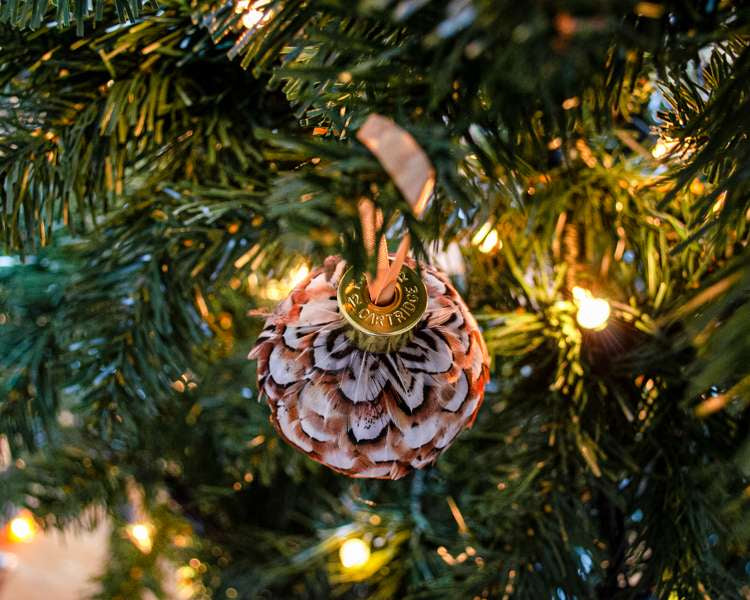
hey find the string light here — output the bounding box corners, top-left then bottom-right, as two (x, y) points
(339, 537), (370, 569)
(572, 286), (611, 331)
(7, 511), (36, 543)
(241, 9), (265, 28)
(238, 1), (273, 29)
(471, 221), (502, 254)
(126, 522), (154, 554)
(247, 262), (310, 301)
(651, 139), (678, 159)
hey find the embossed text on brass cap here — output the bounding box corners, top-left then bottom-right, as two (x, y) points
(337, 264), (427, 337)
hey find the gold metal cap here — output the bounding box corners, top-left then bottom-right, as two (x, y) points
(337, 264), (427, 337)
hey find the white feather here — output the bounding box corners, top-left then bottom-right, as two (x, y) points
(269, 345), (304, 385)
(276, 404), (313, 453)
(441, 371), (469, 412)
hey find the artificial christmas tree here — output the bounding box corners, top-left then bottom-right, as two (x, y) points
(1, 1), (750, 599)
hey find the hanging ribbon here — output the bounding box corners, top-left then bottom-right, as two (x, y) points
(355, 114), (435, 304)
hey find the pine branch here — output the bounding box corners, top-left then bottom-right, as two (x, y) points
(0, 191), (283, 450)
(0, 0), (153, 34)
(658, 39), (750, 242)
(0, 3), (285, 253)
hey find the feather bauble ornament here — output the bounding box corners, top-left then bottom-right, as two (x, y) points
(249, 255), (490, 479)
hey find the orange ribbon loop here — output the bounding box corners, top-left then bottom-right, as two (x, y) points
(355, 114), (435, 304)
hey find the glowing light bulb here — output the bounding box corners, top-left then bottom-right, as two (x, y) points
(242, 9), (265, 28)
(651, 139), (677, 160)
(572, 287), (611, 331)
(126, 522), (154, 554)
(339, 538), (370, 569)
(7, 513), (35, 543)
(471, 222), (502, 254)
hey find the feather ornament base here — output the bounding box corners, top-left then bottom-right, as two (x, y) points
(249, 255), (490, 479)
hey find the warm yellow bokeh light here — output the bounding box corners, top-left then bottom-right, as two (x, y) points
(8, 513), (36, 543)
(651, 139), (677, 160)
(471, 222), (502, 254)
(339, 538), (370, 569)
(478, 229), (500, 253)
(176, 565), (197, 599)
(249, 263), (310, 301)
(288, 264), (310, 288)
(242, 9), (265, 28)
(471, 221), (492, 245)
(126, 522), (154, 554)
(572, 286), (611, 331)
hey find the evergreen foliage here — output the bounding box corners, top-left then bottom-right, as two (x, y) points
(2, 1), (750, 598)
